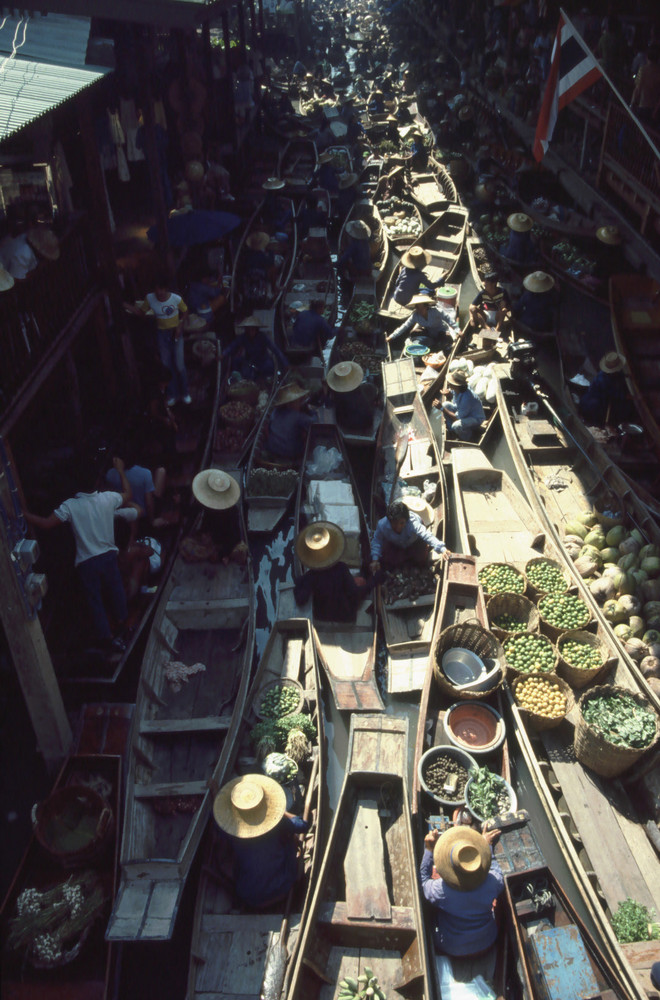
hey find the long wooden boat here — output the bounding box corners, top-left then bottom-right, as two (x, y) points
(230, 197), (298, 314)
(407, 158), (457, 217)
(278, 227), (337, 364)
(372, 393), (446, 693)
(212, 362), (277, 471)
(375, 170), (424, 252)
(326, 309), (388, 448)
(288, 714), (431, 1000)
(186, 617), (325, 1000)
(290, 419), (383, 711)
(105, 501), (255, 941)
(277, 138), (319, 198)
(338, 196), (390, 286)
(609, 274), (660, 457)
(1, 754), (121, 1000)
(380, 205), (469, 323)
(514, 168), (596, 239)
(539, 236), (608, 304)
(452, 446), (660, 998)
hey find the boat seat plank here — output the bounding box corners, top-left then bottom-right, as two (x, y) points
(107, 878), (181, 941)
(319, 901), (415, 931)
(387, 650), (428, 694)
(134, 780), (208, 798)
(540, 730), (660, 912)
(166, 596), (250, 630)
(344, 797), (391, 921)
(331, 679), (385, 711)
(281, 637), (304, 680)
(139, 716), (232, 735)
(621, 941), (660, 997)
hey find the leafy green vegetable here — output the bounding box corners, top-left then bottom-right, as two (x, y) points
(611, 898), (660, 943)
(250, 712), (316, 756)
(582, 692), (656, 748)
(466, 766), (511, 819)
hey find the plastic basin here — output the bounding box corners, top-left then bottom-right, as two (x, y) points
(444, 701), (506, 755)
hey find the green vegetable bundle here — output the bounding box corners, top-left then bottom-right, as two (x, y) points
(259, 683), (300, 719)
(479, 563), (525, 595)
(538, 593), (590, 630)
(466, 766), (511, 820)
(611, 898), (660, 943)
(250, 712), (316, 756)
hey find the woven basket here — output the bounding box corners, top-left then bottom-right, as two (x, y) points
(33, 786), (113, 866)
(227, 380), (259, 406)
(478, 562), (527, 597)
(525, 557), (569, 601)
(537, 593), (591, 642)
(219, 400), (256, 430)
(503, 631), (558, 678)
(433, 622), (505, 700)
(512, 671), (575, 732)
(487, 592), (539, 640)
(574, 684), (659, 777)
(557, 630), (609, 690)
(253, 678), (305, 720)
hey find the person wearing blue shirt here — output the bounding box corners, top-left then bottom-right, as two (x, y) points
(503, 212), (536, 265)
(289, 300), (334, 354)
(393, 246), (444, 305)
(338, 219), (373, 280)
(420, 823), (503, 957)
(266, 383), (317, 460)
(578, 351), (631, 425)
(515, 270), (557, 333)
(370, 500), (449, 573)
(387, 294), (459, 350)
(222, 316), (288, 378)
(440, 369), (485, 441)
(316, 151), (340, 193)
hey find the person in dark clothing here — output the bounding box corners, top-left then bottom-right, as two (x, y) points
(514, 271), (557, 333)
(335, 172), (360, 222)
(289, 300), (334, 354)
(326, 360), (375, 432)
(261, 177), (293, 233)
(503, 213), (536, 265)
(316, 151), (340, 192)
(470, 273), (512, 334)
(393, 246), (443, 305)
(578, 352), (631, 426)
(294, 521), (371, 622)
(266, 383), (317, 460)
(213, 774), (308, 908)
(338, 219), (373, 280)
(191, 468), (245, 563)
(222, 316), (289, 378)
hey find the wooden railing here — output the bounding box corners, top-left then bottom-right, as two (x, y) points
(0, 216), (98, 411)
(597, 101), (660, 237)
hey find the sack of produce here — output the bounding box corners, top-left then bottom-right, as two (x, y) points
(512, 671), (574, 731)
(574, 684), (659, 777)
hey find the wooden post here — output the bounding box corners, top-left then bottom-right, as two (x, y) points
(0, 458), (71, 768)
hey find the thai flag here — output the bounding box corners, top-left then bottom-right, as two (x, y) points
(533, 13), (602, 161)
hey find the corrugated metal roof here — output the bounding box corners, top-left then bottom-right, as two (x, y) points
(0, 14), (109, 140)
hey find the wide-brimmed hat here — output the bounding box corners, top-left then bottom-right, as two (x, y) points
(192, 469), (241, 509)
(345, 219), (371, 240)
(237, 315), (262, 328)
(262, 177), (285, 190)
(458, 105), (474, 122)
(0, 265), (15, 291)
(507, 212), (533, 233)
(523, 270), (554, 293)
(402, 494), (433, 526)
(599, 351), (625, 374)
(296, 521), (346, 569)
(408, 293), (435, 308)
(288, 299), (308, 312)
(327, 360), (364, 392)
(213, 774), (286, 839)
(447, 369), (469, 388)
(369, 89), (384, 99)
(318, 150), (334, 164)
(401, 246), (432, 270)
(330, 121), (348, 139)
(246, 231), (270, 251)
(338, 172), (359, 190)
(273, 383), (310, 407)
(27, 228), (60, 260)
(433, 826), (491, 891)
(596, 225), (622, 246)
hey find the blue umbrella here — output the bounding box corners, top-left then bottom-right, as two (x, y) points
(148, 210), (242, 248)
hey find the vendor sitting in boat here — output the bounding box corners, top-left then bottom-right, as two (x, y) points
(514, 271), (557, 334)
(191, 468), (246, 565)
(335, 172), (360, 224)
(469, 273), (512, 336)
(265, 383), (317, 461)
(222, 316), (289, 379)
(367, 88), (385, 115)
(578, 351), (632, 426)
(387, 294), (459, 352)
(370, 499), (449, 574)
(315, 150), (340, 193)
(439, 369), (485, 441)
(295, 521), (372, 622)
(421, 823), (503, 958)
(213, 774), (308, 908)
(289, 299), (334, 356)
(261, 177), (293, 235)
(326, 360), (376, 432)
(503, 213), (536, 266)
(393, 246), (444, 306)
(338, 219), (373, 282)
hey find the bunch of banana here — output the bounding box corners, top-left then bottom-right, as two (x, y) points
(337, 968), (386, 1000)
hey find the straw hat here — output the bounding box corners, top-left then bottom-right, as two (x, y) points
(458, 105), (474, 122)
(369, 89), (384, 99)
(327, 360), (364, 392)
(338, 172), (359, 190)
(296, 521), (346, 569)
(246, 231), (270, 251)
(185, 313), (208, 331)
(288, 300), (308, 312)
(27, 228), (60, 260)
(237, 315), (262, 328)
(599, 351), (625, 374)
(0, 265), (15, 291)
(273, 383), (310, 407)
(318, 150), (334, 164)
(262, 177), (285, 190)
(507, 212), (533, 233)
(402, 495), (433, 526)
(213, 774), (286, 839)
(192, 338), (217, 363)
(408, 293), (435, 308)
(192, 469), (241, 509)
(447, 369), (469, 388)
(345, 219), (371, 240)
(185, 159), (205, 183)
(596, 225), (622, 246)
(401, 246), (431, 270)
(329, 121), (348, 138)
(433, 826), (492, 891)
(523, 270), (554, 293)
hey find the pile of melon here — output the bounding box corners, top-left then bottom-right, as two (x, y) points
(562, 511), (660, 693)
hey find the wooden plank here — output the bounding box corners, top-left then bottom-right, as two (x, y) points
(166, 597), (249, 630)
(134, 780), (208, 798)
(139, 716), (231, 735)
(319, 901), (415, 930)
(318, 948), (361, 1000)
(281, 637), (304, 680)
(345, 797), (391, 920)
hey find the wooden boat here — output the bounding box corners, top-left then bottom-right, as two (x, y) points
(375, 169), (424, 252)
(452, 446), (660, 998)
(338, 196), (390, 287)
(105, 502), (255, 941)
(380, 205), (469, 323)
(230, 197), (298, 314)
(506, 864), (632, 1000)
(277, 138), (319, 198)
(539, 236), (607, 304)
(288, 714), (431, 1000)
(372, 392), (446, 693)
(326, 310), (388, 448)
(278, 228), (337, 364)
(212, 361), (277, 470)
(358, 154), (385, 199)
(514, 169), (596, 239)
(609, 274), (660, 457)
(1, 753), (121, 1000)
(289, 419), (383, 711)
(186, 617), (325, 1000)
(407, 158), (457, 217)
